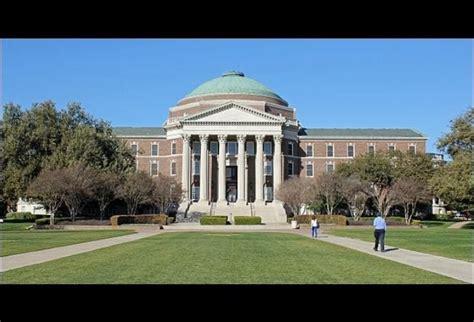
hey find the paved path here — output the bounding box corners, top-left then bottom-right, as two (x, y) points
(2, 224), (472, 284)
(447, 221), (472, 229)
(0, 232), (159, 273)
(293, 229), (473, 284)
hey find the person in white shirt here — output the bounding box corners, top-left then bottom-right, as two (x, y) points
(373, 212), (387, 252)
(311, 218), (319, 239)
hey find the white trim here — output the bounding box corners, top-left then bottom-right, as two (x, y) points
(136, 154), (182, 159)
(347, 143), (354, 158)
(306, 143), (313, 157)
(326, 143), (334, 157)
(299, 136), (427, 140)
(367, 143), (376, 154)
(170, 160), (177, 176)
(306, 161), (314, 177)
(171, 141), (177, 155)
(288, 141), (294, 156)
(150, 160), (159, 177)
(151, 142), (159, 156)
(388, 142), (396, 153)
(326, 161), (335, 173)
(131, 142), (139, 156)
(288, 160), (295, 176)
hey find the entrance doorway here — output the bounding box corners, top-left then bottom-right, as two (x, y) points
(226, 166), (237, 202)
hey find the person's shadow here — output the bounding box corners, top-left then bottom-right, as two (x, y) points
(382, 248), (399, 252)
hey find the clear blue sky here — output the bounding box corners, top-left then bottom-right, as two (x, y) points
(2, 39), (472, 153)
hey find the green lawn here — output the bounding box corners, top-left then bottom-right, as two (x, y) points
(1, 232), (462, 284)
(0, 223), (135, 256)
(327, 225), (473, 262)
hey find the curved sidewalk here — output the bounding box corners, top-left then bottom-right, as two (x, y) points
(0, 232), (159, 273)
(294, 229), (473, 284)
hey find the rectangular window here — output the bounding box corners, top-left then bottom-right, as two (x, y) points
(388, 145), (395, 153)
(226, 142), (237, 155)
(306, 144), (313, 157)
(192, 142), (201, 155)
(326, 163), (334, 173)
(192, 186), (200, 201)
(246, 142), (255, 155)
(288, 162), (294, 176)
(347, 145), (354, 157)
(131, 143), (138, 156)
(193, 157), (200, 175)
(151, 144), (158, 156)
(150, 162), (158, 176)
(170, 161), (176, 176)
(306, 163), (313, 177)
(368, 145), (375, 155)
(264, 142), (273, 155)
(327, 144), (334, 157)
(265, 160), (273, 175)
(264, 186), (273, 201)
(409, 145), (416, 153)
(171, 142), (177, 155)
(210, 141), (218, 155)
(288, 142), (294, 156)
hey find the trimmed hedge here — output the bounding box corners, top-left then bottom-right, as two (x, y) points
(290, 214), (348, 226)
(6, 212), (36, 221)
(348, 217), (422, 226)
(200, 216), (228, 225)
(35, 218), (51, 226)
(110, 214), (168, 226)
(234, 216), (262, 225)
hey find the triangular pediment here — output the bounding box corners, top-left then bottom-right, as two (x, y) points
(182, 102), (284, 123)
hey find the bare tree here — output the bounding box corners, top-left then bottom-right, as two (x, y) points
(117, 171), (154, 216)
(27, 168), (65, 225)
(91, 169), (120, 220)
(276, 177), (313, 216)
(152, 174), (183, 214)
(61, 164), (96, 222)
(340, 176), (372, 221)
(312, 173), (345, 215)
(389, 177), (431, 224)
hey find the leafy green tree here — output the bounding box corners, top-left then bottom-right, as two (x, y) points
(337, 153), (395, 217)
(2, 101), (135, 209)
(429, 152), (474, 211)
(437, 107), (473, 158)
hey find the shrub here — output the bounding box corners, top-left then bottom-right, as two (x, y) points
(234, 216), (262, 225)
(291, 214), (348, 225)
(200, 216), (227, 225)
(347, 216), (421, 226)
(110, 214), (168, 226)
(35, 218), (51, 226)
(167, 216), (175, 225)
(6, 212), (36, 221)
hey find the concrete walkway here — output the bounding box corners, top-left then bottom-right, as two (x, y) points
(0, 231), (159, 273)
(447, 221), (472, 229)
(293, 229), (473, 284)
(2, 224), (472, 284)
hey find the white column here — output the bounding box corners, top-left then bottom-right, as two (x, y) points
(237, 135), (246, 202)
(255, 135), (264, 202)
(181, 134), (190, 200)
(217, 134), (227, 202)
(199, 134), (208, 202)
(273, 134), (283, 197)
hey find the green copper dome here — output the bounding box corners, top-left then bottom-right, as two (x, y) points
(181, 71), (287, 105)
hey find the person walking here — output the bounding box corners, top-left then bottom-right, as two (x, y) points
(311, 217), (319, 239)
(373, 212), (386, 252)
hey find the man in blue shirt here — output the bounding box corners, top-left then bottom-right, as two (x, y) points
(373, 212), (386, 252)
